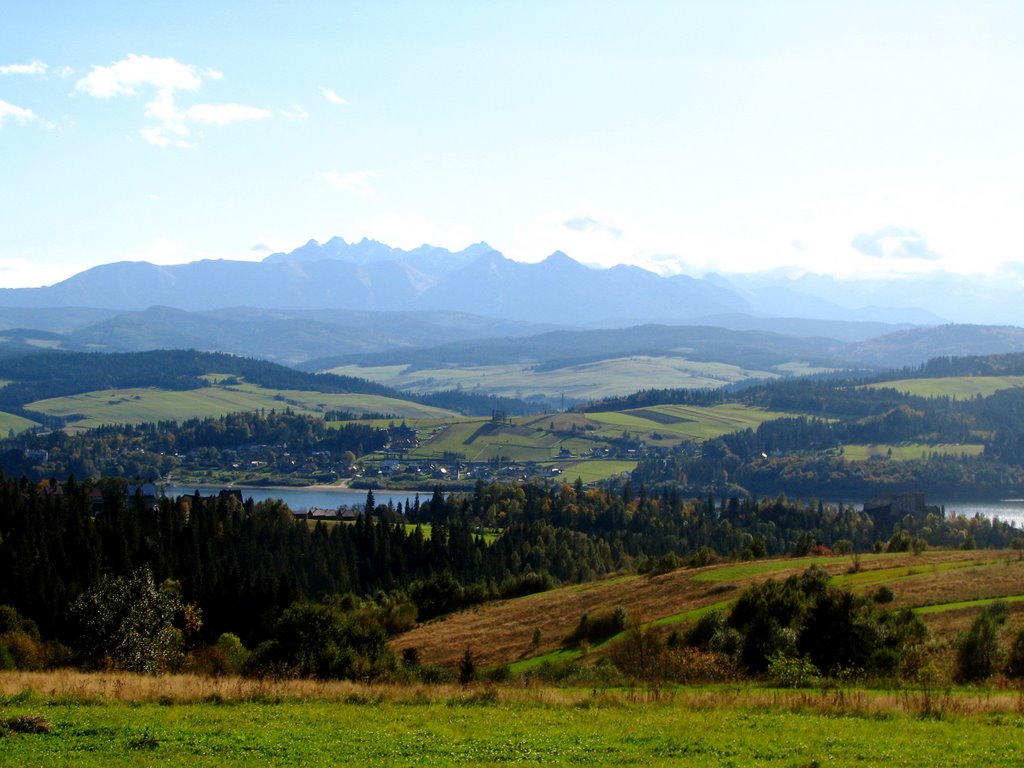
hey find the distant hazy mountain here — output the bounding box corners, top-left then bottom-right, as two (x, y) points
(0, 240), (755, 324)
(56, 307), (558, 365)
(717, 270), (1024, 326)
(2, 236), (1022, 328)
(301, 323), (1024, 376)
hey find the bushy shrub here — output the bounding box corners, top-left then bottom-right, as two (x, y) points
(498, 572), (555, 599)
(686, 567), (928, 680)
(660, 646), (738, 683)
(0, 604), (44, 671)
(873, 586), (895, 604)
(768, 653), (820, 688)
(956, 602), (1008, 683)
(245, 602), (396, 681)
(67, 567), (184, 674)
(1003, 628), (1024, 679)
(567, 605), (629, 644)
(190, 633), (250, 676)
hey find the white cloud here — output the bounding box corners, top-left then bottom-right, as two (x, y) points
(0, 60), (47, 76)
(851, 225), (942, 261)
(0, 99), (36, 126)
(280, 104), (308, 120)
(75, 54), (267, 146)
(322, 170), (377, 198)
(76, 54), (203, 99)
(186, 103), (271, 124)
(320, 86), (348, 105)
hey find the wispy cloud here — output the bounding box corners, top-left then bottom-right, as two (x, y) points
(320, 86), (348, 105)
(564, 215), (623, 239)
(0, 60), (47, 76)
(851, 226), (941, 261)
(280, 104), (309, 120)
(0, 99), (36, 127)
(322, 169), (376, 198)
(75, 54), (268, 147)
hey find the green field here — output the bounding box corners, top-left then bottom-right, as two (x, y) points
(840, 442), (986, 462)
(0, 411), (38, 436)
(394, 404), (797, 469)
(554, 459), (637, 484)
(407, 418), (601, 463)
(587, 403), (798, 442)
(868, 375), (1024, 399)
(26, 383), (457, 429)
(326, 355), (780, 402)
(3, 690), (1024, 767)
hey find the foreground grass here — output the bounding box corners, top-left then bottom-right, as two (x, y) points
(3, 673), (1024, 767)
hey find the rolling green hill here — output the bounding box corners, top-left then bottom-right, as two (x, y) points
(28, 384), (457, 430)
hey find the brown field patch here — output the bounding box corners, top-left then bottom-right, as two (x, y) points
(392, 550), (1019, 669)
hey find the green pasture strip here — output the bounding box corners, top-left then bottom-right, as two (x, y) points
(3, 696), (1024, 767)
(27, 386), (455, 428)
(867, 375), (1024, 399)
(840, 442), (984, 462)
(588, 404), (797, 442)
(508, 646), (583, 672)
(651, 598), (737, 628)
(915, 594), (1024, 615)
(557, 460), (637, 484)
(0, 410), (38, 435)
(832, 558), (1017, 589)
(410, 419), (602, 463)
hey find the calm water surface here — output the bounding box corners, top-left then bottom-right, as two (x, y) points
(163, 484), (429, 511)
(163, 485), (1024, 526)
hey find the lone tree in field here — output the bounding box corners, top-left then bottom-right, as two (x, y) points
(459, 645), (476, 685)
(956, 602), (1009, 682)
(68, 566), (186, 674)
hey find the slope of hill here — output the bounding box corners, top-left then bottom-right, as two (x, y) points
(393, 549), (1024, 670)
(0, 349), (534, 423)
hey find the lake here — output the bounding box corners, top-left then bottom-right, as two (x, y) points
(162, 485), (1024, 527)
(938, 499), (1024, 528)
(163, 484), (431, 512)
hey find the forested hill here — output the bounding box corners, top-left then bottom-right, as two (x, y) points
(880, 351), (1024, 380)
(0, 349), (533, 418)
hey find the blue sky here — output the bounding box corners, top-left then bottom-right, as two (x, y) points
(2, 1), (1023, 288)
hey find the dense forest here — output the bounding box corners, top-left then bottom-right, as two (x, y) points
(1, 473), (1018, 674)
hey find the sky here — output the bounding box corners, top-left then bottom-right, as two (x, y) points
(2, 1), (1023, 288)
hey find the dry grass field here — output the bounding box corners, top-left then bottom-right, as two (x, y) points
(392, 549), (1024, 670)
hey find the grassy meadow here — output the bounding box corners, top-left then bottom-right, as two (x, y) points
(0, 411), (38, 436)
(868, 375), (1024, 399)
(26, 382), (457, 429)
(325, 355), (779, 402)
(397, 404), (798, 467)
(2, 673), (1024, 767)
(840, 443), (986, 462)
(586, 403), (801, 442)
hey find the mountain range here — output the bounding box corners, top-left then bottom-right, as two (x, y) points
(0, 236), (1022, 377)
